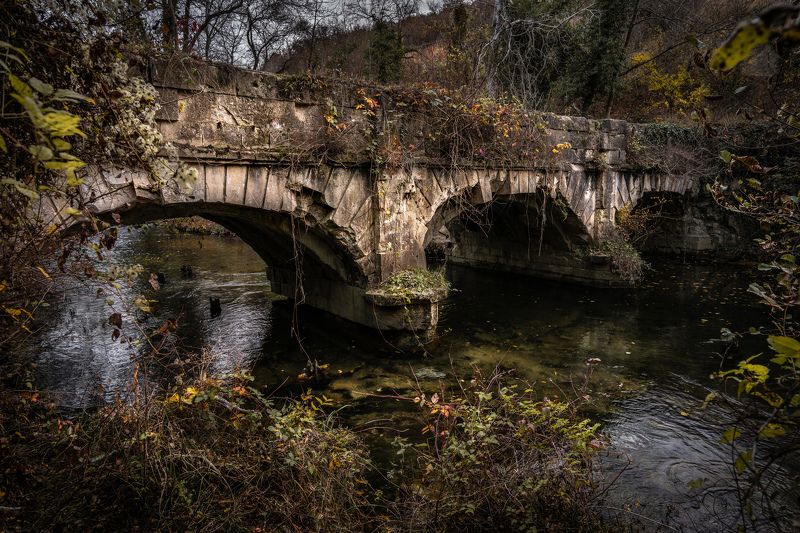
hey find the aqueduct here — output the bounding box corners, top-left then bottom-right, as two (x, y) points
(44, 58), (698, 335)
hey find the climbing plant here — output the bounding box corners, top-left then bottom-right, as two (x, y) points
(0, 1), (192, 345)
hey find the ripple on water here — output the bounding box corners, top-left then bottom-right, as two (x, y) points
(601, 379), (798, 531)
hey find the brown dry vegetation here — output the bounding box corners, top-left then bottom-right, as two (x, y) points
(271, 0), (794, 124)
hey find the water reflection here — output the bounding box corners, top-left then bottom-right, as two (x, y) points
(31, 225), (797, 530)
(33, 226), (274, 406)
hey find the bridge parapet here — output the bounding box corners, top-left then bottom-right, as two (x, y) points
(146, 57), (645, 172)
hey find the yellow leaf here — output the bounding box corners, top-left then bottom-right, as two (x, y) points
(29, 144), (53, 161)
(720, 427), (741, 444)
(132, 296), (152, 313)
(1, 178), (39, 199)
(63, 207), (83, 217)
(8, 74), (32, 97)
(37, 266), (50, 279)
(43, 159), (85, 173)
(735, 451), (751, 474)
(66, 173), (84, 187)
(759, 423), (785, 439)
(767, 336), (800, 357)
(710, 21), (770, 72)
(41, 110), (85, 138)
(739, 363), (769, 382)
(182, 386), (198, 403)
(52, 139), (71, 151)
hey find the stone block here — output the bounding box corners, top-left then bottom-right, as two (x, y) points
(600, 118), (627, 133)
(604, 149), (625, 165)
(155, 88), (180, 121)
(205, 165), (226, 203)
(264, 167), (288, 211)
(225, 165), (247, 205)
(245, 166), (268, 208)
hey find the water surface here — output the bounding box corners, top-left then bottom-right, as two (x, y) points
(31, 225), (797, 530)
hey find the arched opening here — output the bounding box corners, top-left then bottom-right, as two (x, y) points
(99, 201), (383, 330)
(110, 202), (368, 288)
(424, 190), (619, 285)
(627, 190), (755, 257)
(623, 191), (689, 254)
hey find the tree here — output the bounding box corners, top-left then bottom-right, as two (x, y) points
(484, 0), (593, 109)
(568, 0), (634, 114)
(345, 0), (419, 82)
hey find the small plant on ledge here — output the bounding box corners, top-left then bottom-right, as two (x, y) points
(590, 230), (648, 285)
(371, 268), (450, 303)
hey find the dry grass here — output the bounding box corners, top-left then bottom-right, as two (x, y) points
(0, 366), (374, 532)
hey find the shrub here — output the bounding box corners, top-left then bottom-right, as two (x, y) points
(376, 268), (450, 301)
(388, 369), (607, 532)
(593, 232), (648, 285)
(0, 372), (373, 531)
(628, 52), (710, 116)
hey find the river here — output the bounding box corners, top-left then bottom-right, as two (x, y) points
(30, 225), (798, 531)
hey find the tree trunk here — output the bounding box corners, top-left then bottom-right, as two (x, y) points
(162, 0), (178, 50)
(604, 0), (640, 117)
(124, 0), (148, 44)
(487, 0), (507, 97)
(182, 0), (192, 52)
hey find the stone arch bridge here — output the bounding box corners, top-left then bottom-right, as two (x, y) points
(46, 59), (697, 335)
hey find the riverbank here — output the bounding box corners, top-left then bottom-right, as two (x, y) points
(156, 216), (233, 236)
(0, 350), (610, 531)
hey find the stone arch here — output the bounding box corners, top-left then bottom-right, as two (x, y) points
(416, 165), (599, 252)
(42, 163), (443, 331)
(417, 168), (622, 286)
(427, 190), (593, 260)
(107, 201), (368, 288)
(60, 163), (378, 287)
(607, 170), (694, 221)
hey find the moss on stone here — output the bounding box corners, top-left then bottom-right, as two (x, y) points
(371, 268), (450, 303)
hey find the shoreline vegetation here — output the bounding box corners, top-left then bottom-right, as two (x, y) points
(157, 217), (233, 236)
(0, 357), (610, 531)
